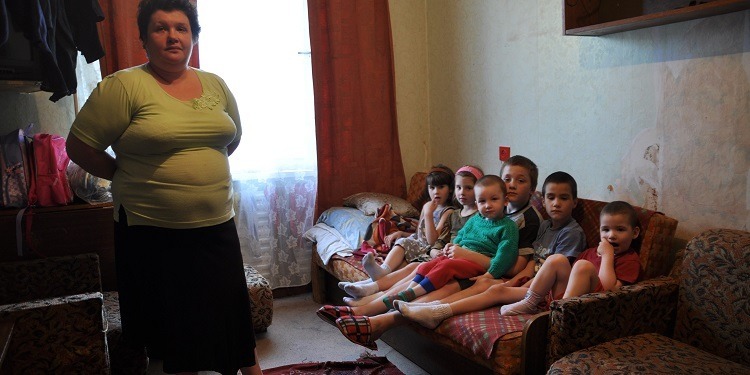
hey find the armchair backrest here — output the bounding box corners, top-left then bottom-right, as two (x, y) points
(0, 253), (102, 304)
(673, 228), (750, 367)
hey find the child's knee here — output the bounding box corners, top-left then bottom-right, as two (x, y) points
(546, 254), (567, 264)
(571, 259), (596, 274)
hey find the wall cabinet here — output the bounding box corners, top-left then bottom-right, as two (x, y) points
(564, 0), (750, 36)
(0, 203), (116, 291)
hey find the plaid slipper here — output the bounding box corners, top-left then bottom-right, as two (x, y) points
(335, 315), (378, 350)
(316, 305), (355, 326)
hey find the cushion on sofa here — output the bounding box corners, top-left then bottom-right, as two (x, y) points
(548, 332), (749, 374)
(317, 207), (373, 249)
(343, 192), (420, 218)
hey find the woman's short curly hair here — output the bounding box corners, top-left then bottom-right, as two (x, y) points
(137, 0), (201, 42)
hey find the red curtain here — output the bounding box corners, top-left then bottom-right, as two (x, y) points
(97, 0), (199, 76)
(307, 0), (406, 218)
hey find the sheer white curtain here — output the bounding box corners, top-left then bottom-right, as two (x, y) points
(198, 0), (317, 289)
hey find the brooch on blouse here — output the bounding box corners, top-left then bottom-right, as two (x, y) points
(192, 91), (221, 110)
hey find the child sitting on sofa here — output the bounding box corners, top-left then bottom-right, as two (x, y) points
(338, 165), (483, 302)
(360, 165), (456, 281)
(398, 171), (587, 328)
(501, 200), (642, 315)
(329, 176), (520, 350)
(378, 174), (519, 309)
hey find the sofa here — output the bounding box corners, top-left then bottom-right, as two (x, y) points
(542, 228), (750, 374)
(308, 174), (678, 375)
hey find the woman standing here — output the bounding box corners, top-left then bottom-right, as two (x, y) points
(66, 0), (262, 373)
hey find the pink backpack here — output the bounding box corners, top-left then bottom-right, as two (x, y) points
(27, 133), (74, 207)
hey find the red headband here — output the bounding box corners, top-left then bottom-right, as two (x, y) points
(456, 165), (483, 181)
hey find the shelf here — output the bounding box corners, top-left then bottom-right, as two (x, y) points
(0, 80), (41, 93)
(564, 0), (750, 36)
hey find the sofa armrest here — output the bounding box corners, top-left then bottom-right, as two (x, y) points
(546, 276), (679, 365)
(0, 292), (109, 374)
(521, 311), (550, 375)
(0, 254), (102, 304)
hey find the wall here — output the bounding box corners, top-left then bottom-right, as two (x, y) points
(390, 1), (750, 244)
(390, 0), (431, 181)
(0, 92), (76, 136)
(0, 54), (101, 137)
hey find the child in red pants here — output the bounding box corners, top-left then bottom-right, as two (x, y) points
(382, 175), (519, 308)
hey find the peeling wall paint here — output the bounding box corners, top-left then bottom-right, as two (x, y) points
(391, 0), (750, 246)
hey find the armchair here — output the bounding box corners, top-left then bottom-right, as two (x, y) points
(526, 228), (750, 374)
(0, 253), (109, 374)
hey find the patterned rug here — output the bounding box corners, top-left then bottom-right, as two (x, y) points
(263, 356), (405, 375)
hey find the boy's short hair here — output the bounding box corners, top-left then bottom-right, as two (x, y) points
(501, 155), (539, 191)
(542, 171), (577, 199)
(476, 174), (507, 196)
(601, 200), (643, 251)
(601, 201), (641, 230)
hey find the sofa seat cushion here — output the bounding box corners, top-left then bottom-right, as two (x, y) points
(548, 332), (750, 374)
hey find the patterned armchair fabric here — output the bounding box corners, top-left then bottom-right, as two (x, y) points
(548, 228), (750, 373)
(0, 254), (109, 374)
(546, 276), (679, 365)
(0, 253), (102, 305)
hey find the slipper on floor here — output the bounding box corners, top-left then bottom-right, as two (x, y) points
(316, 305), (355, 326)
(335, 315), (378, 351)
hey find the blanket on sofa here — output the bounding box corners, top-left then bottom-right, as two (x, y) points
(332, 252), (532, 359)
(437, 308), (531, 359)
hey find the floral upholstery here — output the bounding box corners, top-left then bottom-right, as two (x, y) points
(244, 264), (274, 332)
(548, 332), (749, 374)
(0, 253), (101, 305)
(672, 229), (750, 365)
(546, 276), (679, 365)
(311, 196), (679, 374)
(548, 228), (750, 373)
(0, 254), (109, 374)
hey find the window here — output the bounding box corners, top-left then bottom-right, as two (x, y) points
(198, 0), (316, 179)
(198, 0), (317, 288)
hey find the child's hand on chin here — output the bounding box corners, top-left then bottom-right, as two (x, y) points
(597, 238), (615, 257)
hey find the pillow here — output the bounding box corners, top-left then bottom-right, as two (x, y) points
(343, 192), (420, 218)
(317, 207), (373, 249)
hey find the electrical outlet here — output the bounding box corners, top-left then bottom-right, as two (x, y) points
(499, 146), (510, 161)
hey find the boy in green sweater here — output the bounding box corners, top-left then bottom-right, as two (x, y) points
(381, 175), (519, 308)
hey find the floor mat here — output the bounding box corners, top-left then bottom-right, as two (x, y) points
(263, 356), (405, 375)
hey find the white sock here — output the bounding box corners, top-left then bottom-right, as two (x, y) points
(343, 291), (384, 307)
(500, 289), (545, 316)
(399, 302), (453, 329)
(343, 281), (380, 298)
(362, 252), (391, 280)
(338, 279), (371, 291)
